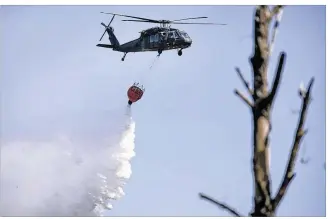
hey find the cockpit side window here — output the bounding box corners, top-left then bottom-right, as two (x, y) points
(179, 31), (190, 39)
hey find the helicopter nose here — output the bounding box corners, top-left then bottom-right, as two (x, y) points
(185, 40), (192, 47)
(184, 37), (192, 44)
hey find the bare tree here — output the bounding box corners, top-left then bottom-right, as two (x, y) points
(199, 5), (314, 217)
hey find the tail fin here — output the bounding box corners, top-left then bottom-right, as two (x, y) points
(99, 22), (120, 48)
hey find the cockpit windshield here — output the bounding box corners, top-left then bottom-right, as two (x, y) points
(179, 31), (190, 39)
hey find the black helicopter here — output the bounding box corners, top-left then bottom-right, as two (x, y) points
(97, 12), (226, 61)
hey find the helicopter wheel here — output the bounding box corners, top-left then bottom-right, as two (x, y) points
(178, 49), (182, 56)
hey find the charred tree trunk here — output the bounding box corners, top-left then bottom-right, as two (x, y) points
(199, 5), (314, 216)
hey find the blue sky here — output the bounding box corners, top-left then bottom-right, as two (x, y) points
(1, 5), (325, 216)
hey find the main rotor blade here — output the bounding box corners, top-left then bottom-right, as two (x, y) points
(171, 21), (227, 25)
(121, 19), (224, 26)
(172, 16), (208, 22)
(121, 19), (161, 23)
(100, 12), (159, 23)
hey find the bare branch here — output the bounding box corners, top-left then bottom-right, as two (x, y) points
(199, 193), (243, 217)
(234, 89), (253, 107)
(267, 52), (286, 104)
(235, 67), (253, 96)
(268, 6), (284, 54)
(273, 77), (315, 211)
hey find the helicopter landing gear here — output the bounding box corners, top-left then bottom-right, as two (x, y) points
(121, 52), (127, 61)
(178, 49), (183, 56)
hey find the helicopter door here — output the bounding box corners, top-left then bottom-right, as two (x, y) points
(141, 38), (146, 50)
(149, 34), (159, 49)
(167, 31), (177, 45)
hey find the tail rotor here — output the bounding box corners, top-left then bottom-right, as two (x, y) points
(99, 14), (116, 41)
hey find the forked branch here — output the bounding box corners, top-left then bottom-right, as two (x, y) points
(199, 193), (243, 217)
(272, 77), (315, 211)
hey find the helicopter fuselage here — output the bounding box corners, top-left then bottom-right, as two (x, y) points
(116, 27), (192, 53)
(97, 12), (225, 61)
(97, 25), (192, 61)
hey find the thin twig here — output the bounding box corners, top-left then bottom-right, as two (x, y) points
(199, 193), (243, 217)
(267, 52), (286, 104)
(272, 77), (315, 211)
(235, 67), (253, 96)
(234, 89), (253, 107)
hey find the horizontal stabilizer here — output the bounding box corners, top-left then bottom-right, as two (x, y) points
(96, 44), (114, 49)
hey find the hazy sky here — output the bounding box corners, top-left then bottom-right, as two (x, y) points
(1, 5), (325, 216)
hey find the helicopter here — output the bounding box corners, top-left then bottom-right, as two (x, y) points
(97, 12), (227, 61)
